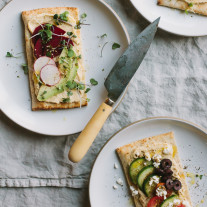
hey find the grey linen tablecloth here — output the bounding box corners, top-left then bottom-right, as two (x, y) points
(1, 0), (207, 206)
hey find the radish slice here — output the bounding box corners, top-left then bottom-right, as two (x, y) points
(34, 56), (56, 74)
(40, 64), (60, 86)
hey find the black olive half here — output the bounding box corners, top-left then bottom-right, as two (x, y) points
(173, 180), (182, 191)
(160, 159), (172, 169)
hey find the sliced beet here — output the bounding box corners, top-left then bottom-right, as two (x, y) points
(32, 24), (66, 45)
(43, 36), (73, 58)
(34, 38), (44, 58)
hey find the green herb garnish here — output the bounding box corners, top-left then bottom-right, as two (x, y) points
(112, 42), (121, 50)
(100, 33), (107, 38)
(46, 51), (52, 57)
(68, 49), (75, 57)
(6, 52), (19, 58)
(77, 83), (85, 90)
(53, 11), (69, 25)
(188, 3), (193, 7)
(185, 9), (189, 14)
(90, 78), (98, 86)
(66, 81), (77, 90)
(74, 13), (90, 29)
(62, 98), (70, 103)
(67, 91), (73, 96)
(85, 88), (91, 93)
(22, 64), (28, 74)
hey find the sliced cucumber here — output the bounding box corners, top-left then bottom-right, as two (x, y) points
(137, 165), (155, 190)
(143, 174), (160, 197)
(160, 195), (179, 207)
(129, 158), (153, 184)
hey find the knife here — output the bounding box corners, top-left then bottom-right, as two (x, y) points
(68, 18), (160, 163)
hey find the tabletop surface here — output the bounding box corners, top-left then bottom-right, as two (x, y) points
(1, 0), (207, 206)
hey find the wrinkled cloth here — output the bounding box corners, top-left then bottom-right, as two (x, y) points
(1, 0), (207, 206)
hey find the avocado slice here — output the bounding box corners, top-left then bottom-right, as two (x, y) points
(37, 47), (78, 101)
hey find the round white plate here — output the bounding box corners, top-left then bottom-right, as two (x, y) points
(89, 117), (207, 207)
(0, 0), (130, 136)
(131, 0), (207, 36)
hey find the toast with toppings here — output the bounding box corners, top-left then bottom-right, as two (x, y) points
(116, 132), (192, 207)
(22, 7), (87, 110)
(158, 0), (207, 16)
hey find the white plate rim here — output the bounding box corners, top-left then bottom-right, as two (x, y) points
(130, 0), (207, 37)
(0, 0), (130, 136)
(89, 116), (207, 206)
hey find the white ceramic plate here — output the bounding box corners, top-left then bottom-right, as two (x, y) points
(0, 0), (130, 136)
(89, 117), (207, 207)
(131, 0), (207, 36)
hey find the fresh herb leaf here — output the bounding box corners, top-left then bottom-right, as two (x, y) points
(6, 52), (19, 58)
(81, 13), (87, 19)
(188, 3), (193, 7)
(68, 49), (75, 57)
(60, 11), (69, 21)
(39, 29), (53, 44)
(77, 55), (82, 59)
(90, 78), (98, 86)
(85, 88), (91, 93)
(100, 42), (108, 57)
(77, 83), (85, 90)
(53, 11), (69, 25)
(22, 64), (28, 74)
(185, 9), (189, 14)
(62, 98), (70, 103)
(46, 51), (52, 57)
(101, 33), (107, 38)
(112, 42), (121, 50)
(66, 81), (77, 90)
(67, 32), (73, 36)
(67, 91), (73, 96)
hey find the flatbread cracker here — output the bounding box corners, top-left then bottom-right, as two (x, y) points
(158, 0), (207, 16)
(22, 8), (87, 111)
(116, 132), (192, 207)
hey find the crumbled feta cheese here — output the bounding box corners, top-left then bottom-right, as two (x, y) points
(173, 199), (181, 205)
(153, 162), (160, 168)
(183, 200), (191, 207)
(152, 154), (162, 162)
(163, 145), (173, 155)
(130, 186), (139, 196)
(113, 185), (118, 190)
(114, 163), (118, 169)
(149, 176), (160, 186)
(134, 150), (140, 158)
(145, 152), (151, 161)
(116, 178), (123, 186)
(156, 187), (167, 200)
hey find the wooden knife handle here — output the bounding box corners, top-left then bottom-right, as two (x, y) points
(68, 101), (112, 163)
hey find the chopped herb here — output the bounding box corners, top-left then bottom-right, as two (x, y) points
(66, 80), (77, 90)
(81, 13), (87, 19)
(62, 98), (70, 103)
(74, 13), (90, 29)
(196, 174), (203, 179)
(46, 51), (52, 57)
(112, 42), (121, 50)
(85, 88), (91, 93)
(188, 3), (193, 7)
(86, 98), (90, 102)
(6, 52), (19, 58)
(22, 64), (28, 74)
(68, 49), (75, 57)
(54, 11), (69, 25)
(100, 33), (107, 38)
(77, 83), (85, 90)
(90, 78), (98, 86)
(100, 42), (108, 57)
(185, 9), (189, 14)
(67, 91), (73, 96)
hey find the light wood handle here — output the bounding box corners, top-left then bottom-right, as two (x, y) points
(68, 102), (112, 163)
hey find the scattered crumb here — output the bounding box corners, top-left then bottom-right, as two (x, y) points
(114, 163), (118, 169)
(113, 185), (118, 190)
(116, 178), (123, 186)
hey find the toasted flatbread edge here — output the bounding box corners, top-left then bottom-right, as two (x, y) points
(22, 7), (87, 111)
(158, 0), (207, 16)
(116, 132), (192, 207)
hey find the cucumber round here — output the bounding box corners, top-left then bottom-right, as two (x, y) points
(129, 158), (153, 184)
(160, 195), (179, 207)
(137, 165), (155, 190)
(143, 174), (160, 197)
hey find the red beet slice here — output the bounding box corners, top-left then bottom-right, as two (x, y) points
(43, 36), (73, 58)
(32, 24), (66, 45)
(34, 38), (44, 58)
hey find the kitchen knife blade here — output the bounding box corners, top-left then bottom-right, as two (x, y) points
(105, 17), (160, 103)
(69, 18), (160, 163)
